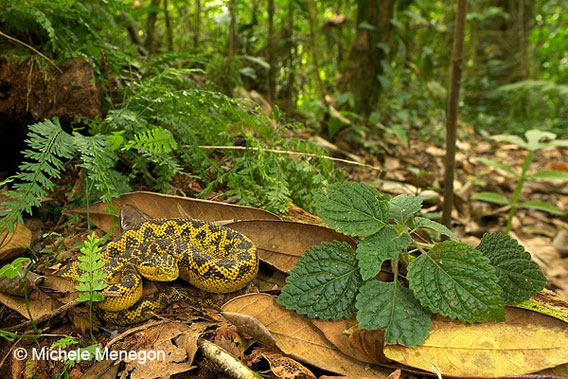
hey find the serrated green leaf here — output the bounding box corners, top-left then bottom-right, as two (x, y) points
(277, 241), (363, 320)
(357, 225), (412, 280)
(472, 192), (510, 205)
(474, 157), (517, 176)
(476, 233), (547, 305)
(389, 194), (422, 224)
(414, 217), (458, 241)
(314, 182), (388, 237)
(519, 200), (562, 215)
(528, 170), (568, 181)
(356, 280), (431, 347)
(407, 241), (505, 322)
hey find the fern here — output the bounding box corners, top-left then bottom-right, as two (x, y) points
(123, 127), (178, 154)
(0, 118), (74, 233)
(73, 132), (127, 208)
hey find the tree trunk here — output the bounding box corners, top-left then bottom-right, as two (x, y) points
(441, 0), (468, 228)
(194, 0), (201, 48)
(306, 1), (325, 104)
(286, 0), (295, 108)
(163, 0), (173, 51)
(144, 0), (161, 54)
(339, 0), (395, 116)
(267, 0), (276, 102)
(227, 0), (237, 79)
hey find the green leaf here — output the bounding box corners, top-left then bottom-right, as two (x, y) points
(525, 129), (556, 151)
(356, 280), (431, 347)
(407, 241), (505, 322)
(528, 170), (568, 181)
(245, 55), (270, 70)
(389, 194), (422, 224)
(414, 217), (458, 240)
(314, 182), (389, 237)
(277, 241), (363, 320)
(476, 233), (547, 305)
(490, 134), (528, 149)
(474, 157), (517, 176)
(239, 67), (257, 80)
(358, 21), (376, 30)
(472, 192), (510, 205)
(357, 226), (412, 280)
(519, 200), (562, 215)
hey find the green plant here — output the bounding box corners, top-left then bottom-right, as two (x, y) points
(0, 257), (38, 334)
(74, 234), (107, 342)
(277, 181), (547, 347)
(472, 129), (568, 233)
(51, 337), (99, 379)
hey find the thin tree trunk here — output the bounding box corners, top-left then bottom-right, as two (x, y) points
(441, 0), (468, 228)
(306, 1), (325, 104)
(267, 0), (276, 102)
(163, 0), (173, 51)
(145, 0), (161, 54)
(194, 0), (201, 48)
(228, 0), (236, 58)
(286, 0), (295, 108)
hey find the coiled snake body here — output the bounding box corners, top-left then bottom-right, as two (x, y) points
(59, 218), (258, 325)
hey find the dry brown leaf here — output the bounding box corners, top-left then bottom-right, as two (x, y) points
(515, 289), (568, 323)
(221, 293), (391, 378)
(227, 220), (356, 273)
(384, 307), (568, 377)
(0, 291), (60, 320)
(82, 360), (119, 379)
(109, 320), (202, 378)
(250, 348), (316, 379)
(222, 311), (278, 348)
(64, 191), (280, 234)
(310, 319), (378, 364)
(0, 222), (32, 261)
(348, 328), (389, 365)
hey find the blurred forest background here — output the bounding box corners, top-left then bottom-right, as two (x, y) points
(0, 0), (566, 217)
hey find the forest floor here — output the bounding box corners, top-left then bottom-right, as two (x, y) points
(0, 121), (567, 378)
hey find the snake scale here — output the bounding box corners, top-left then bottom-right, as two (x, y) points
(59, 218), (258, 325)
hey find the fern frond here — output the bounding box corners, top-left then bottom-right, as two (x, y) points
(72, 133), (123, 207)
(0, 118), (75, 233)
(124, 127), (178, 154)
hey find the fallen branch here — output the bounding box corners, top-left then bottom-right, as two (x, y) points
(199, 339), (261, 379)
(0, 30), (63, 73)
(196, 145), (382, 172)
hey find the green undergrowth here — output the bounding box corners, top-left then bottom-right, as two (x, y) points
(277, 181), (547, 347)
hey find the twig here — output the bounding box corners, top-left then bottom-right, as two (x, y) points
(5, 299), (79, 331)
(196, 145), (382, 172)
(0, 30), (63, 73)
(199, 339), (261, 379)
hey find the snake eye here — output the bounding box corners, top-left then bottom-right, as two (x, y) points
(156, 268), (162, 275)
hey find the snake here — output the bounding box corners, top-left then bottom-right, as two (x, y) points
(58, 218), (258, 325)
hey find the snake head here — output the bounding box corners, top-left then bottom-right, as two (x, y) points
(137, 253), (179, 281)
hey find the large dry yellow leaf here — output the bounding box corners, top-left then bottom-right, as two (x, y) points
(227, 220), (356, 273)
(384, 307), (568, 377)
(65, 191), (280, 234)
(222, 293), (391, 378)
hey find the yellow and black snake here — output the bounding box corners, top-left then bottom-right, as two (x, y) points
(58, 218), (258, 325)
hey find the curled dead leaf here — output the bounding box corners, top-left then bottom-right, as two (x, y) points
(250, 348), (316, 379)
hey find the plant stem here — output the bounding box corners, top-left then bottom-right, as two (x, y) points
(21, 266), (39, 335)
(506, 151), (534, 234)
